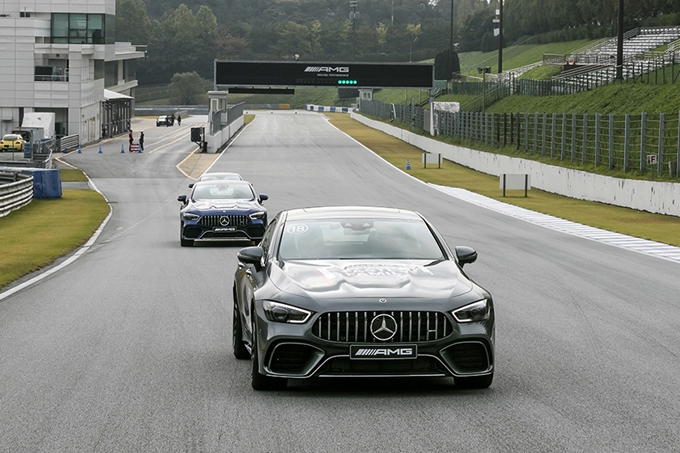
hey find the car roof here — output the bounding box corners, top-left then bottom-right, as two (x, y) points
(3, 134), (20, 139)
(192, 180), (252, 188)
(199, 172), (243, 180)
(284, 206), (423, 221)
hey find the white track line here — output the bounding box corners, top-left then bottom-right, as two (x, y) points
(431, 184), (680, 265)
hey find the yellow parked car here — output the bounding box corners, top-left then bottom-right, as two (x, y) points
(1, 134), (25, 151)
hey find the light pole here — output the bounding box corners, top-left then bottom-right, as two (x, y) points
(616, 0), (624, 80)
(350, 0), (358, 61)
(449, 0), (454, 80)
(498, 0), (503, 73)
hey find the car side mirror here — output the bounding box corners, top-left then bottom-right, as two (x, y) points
(237, 246), (265, 271)
(455, 246), (478, 267)
(259, 194), (268, 203)
(188, 183), (194, 188)
(177, 195), (187, 203)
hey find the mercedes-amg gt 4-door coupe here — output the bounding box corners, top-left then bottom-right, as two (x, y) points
(233, 206), (494, 390)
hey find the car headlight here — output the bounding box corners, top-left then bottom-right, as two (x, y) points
(249, 211), (266, 220)
(263, 301), (312, 324)
(182, 212), (200, 221)
(452, 299), (490, 323)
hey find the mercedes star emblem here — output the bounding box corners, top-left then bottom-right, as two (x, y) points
(370, 314), (397, 341)
(219, 216), (230, 226)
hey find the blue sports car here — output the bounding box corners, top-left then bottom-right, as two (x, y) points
(177, 180), (268, 247)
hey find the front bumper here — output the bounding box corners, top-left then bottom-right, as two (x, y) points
(253, 310), (494, 380)
(181, 221), (266, 242)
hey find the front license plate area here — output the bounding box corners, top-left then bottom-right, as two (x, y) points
(350, 344), (417, 360)
(213, 226), (237, 232)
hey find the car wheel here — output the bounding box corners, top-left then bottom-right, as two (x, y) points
(233, 293), (249, 360)
(454, 373), (493, 389)
(250, 317), (287, 391)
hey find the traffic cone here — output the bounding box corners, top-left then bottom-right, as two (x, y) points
(406, 159), (411, 170)
(98, 145), (103, 154)
(121, 144), (125, 153)
(77, 145), (82, 154)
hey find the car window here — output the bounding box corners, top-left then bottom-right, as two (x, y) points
(278, 219), (445, 260)
(260, 218), (278, 257)
(192, 184), (254, 200)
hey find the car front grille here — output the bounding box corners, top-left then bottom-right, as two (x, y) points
(312, 311), (452, 343)
(199, 214), (249, 227)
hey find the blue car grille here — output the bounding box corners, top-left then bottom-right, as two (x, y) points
(312, 311), (452, 343)
(199, 214), (249, 227)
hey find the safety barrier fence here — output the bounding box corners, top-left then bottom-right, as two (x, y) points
(0, 171), (33, 217)
(360, 99), (680, 179)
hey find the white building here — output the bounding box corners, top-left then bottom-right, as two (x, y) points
(0, 0), (144, 144)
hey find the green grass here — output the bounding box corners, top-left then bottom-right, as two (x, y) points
(60, 168), (89, 182)
(326, 113), (680, 247)
(486, 81), (680, 115)
(0, 190), (109, 289)
(458, 39), (596, 75)
(519, 65), (562, 80)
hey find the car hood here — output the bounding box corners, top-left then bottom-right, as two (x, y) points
(189, 199), (259, 211)
(270, 259), (472, 301)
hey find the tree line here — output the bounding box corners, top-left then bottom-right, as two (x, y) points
(115, 0), (680, 86)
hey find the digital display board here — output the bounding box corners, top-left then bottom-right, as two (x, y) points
(215, 61), (433, 89)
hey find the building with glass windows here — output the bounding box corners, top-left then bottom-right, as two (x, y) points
(0, 0), (144, 144)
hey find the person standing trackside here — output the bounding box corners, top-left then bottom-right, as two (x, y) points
(177, 114), (181, 126)
(128, 129), (133, 152)
(139, 131), (144, 152)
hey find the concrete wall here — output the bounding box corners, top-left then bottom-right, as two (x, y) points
(352, 112), (680, 217)
(206, 115), (244, 154)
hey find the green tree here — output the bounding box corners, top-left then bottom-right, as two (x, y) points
(170, 71), (206, 104)
(115, 0), (151, 44)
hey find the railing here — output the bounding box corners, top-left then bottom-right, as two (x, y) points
(359, 99), (680, 179)
(57, 134), (79, 153)
(0, 171), (34, 217)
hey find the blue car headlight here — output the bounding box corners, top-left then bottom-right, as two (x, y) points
(249, 211), (266, 221)
(452, 299), (490, 323)
(263, 301), (312, 324)
(182, 212), (200, 221)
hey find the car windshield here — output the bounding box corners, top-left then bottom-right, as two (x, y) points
(278, 218), (445, 260)
(192, 183), (254, 201)
(3, 135), (20, 141)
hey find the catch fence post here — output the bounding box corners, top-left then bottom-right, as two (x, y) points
(582, 113), (588, 165)
(609, 114), (614, 169)
(595, 113), (601, 167)
(624, 114), (630, 172)
(640, 112), (647, 172)
(658, 113), (665, 175)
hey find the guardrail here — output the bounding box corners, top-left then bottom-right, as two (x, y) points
(0, 171), (34, 217)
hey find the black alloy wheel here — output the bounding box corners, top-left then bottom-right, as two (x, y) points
(233, 294), (249, 360)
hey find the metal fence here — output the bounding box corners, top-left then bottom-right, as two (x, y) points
(360, 99), (680, 178)
(0, 171), (33, 217)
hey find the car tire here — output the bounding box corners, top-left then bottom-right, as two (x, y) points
(233, 294), (249, 360)
(250, 317), (287, 391)
(454, 373), (493, 389)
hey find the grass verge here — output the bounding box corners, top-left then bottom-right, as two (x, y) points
(326, 113), (680, 247)
(0, 187), (109, 290)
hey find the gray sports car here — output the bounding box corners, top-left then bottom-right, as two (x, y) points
(233, 206), (494, 390)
